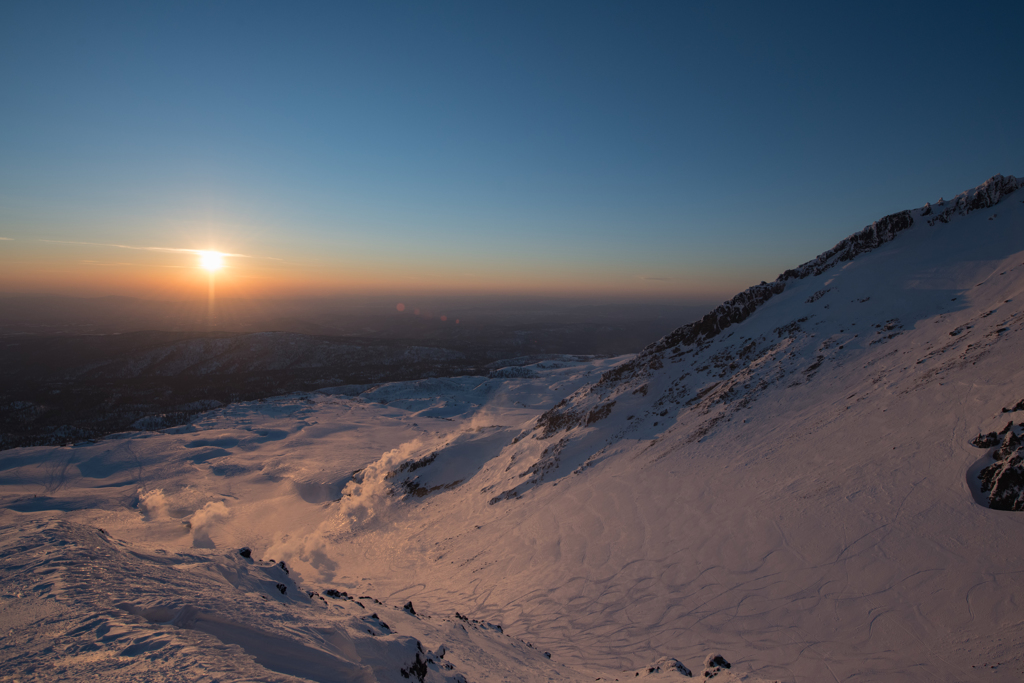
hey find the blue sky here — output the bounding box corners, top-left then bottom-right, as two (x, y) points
(1, 0), (1021, 300)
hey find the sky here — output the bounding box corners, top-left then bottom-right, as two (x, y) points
(1, 0), (1022, 302)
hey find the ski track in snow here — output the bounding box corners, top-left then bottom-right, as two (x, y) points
(3, 176), (1024, 681)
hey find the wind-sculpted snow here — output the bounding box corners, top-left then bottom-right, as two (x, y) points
(1, 358), (762, 681)
(0, 518), (564, 683)
(5, 174), (1024, 682)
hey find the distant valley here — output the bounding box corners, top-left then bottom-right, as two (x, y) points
(0, 301), (705, 449)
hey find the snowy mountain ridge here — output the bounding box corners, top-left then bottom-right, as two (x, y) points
(378, 174), (1024, 516)
(643, 174), (1018, 362)
(3, 173), (1024, 682)
(628, 174), (1022, 362)
(348, 173), (1024, 682)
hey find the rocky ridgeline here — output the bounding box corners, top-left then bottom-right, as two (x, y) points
(631, 206), (913, 363)
(633, 175), (1019, 371)
(780, 210), (915, 280)
(530, 174), (1022, 441)
(924, 173), (1022, 225)
(648, 281), (787, 355)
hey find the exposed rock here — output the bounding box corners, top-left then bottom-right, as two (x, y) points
(971, 432), (1000, 448)
(977, 424), (1024, 511)
(927, 174), (1022, 226)
(365, 612), (391, 633)
(633, 655), (692, 677)
(535, 399), (583, 438)
(386, 453), (438, 479)
(650, 281), (788, 354)
(399, 652), (428, 681)
(585, 401), (616, 426)
(1002, 398), (1024, 413)
(778, 210), (914, 283)
(805, 288), (832, 303)
(702, 653), (731, 678)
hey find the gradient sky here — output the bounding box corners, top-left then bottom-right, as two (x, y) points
(1, 0), (1022, 301)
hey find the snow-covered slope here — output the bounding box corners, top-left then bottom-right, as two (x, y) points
(3, 175), (1024, 682)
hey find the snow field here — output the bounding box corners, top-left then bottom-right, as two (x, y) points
(3, 176), (1024, 681)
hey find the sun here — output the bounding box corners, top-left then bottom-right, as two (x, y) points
(198, 251), (224, 272)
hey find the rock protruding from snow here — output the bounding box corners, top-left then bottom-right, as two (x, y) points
(973, 422), (1024, 511)
(648, 281), (788, 354)
(1002, 398), (1024, 413)
(633, 655), (693, 677)
(702, 654), (732, 678)
(971, 432), (1001, 449)
(779, 210), (914, 282)
(926, 174), (1022, 226)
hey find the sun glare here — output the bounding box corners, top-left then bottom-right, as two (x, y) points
(199, 251), (224, 272)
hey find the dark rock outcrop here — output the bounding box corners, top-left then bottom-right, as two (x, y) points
(399, 652), (428, 681)
(971, 432), (1001, 448)
(702, 653), (731, 678)
(927, 174), (1022, 225)
(1002, 398), (1024, 413)
(649, 281), (788, 354)
(973, 423), (1024, 511)
(635, 656), (693, 677)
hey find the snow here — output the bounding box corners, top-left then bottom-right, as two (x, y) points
(3, 175), (1024, 681)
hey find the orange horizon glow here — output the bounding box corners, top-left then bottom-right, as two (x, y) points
(0, 237), (750, 303)
(0, 265), (743, 302)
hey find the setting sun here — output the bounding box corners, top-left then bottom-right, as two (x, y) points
(198, 251), (224, 271)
